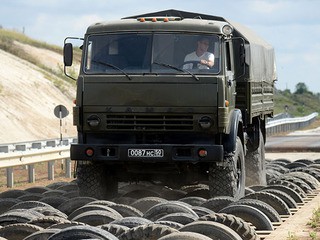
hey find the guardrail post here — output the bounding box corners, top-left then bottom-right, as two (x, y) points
(65, 158), (72, 178)
(31, 142), (42, 149)
(28, 164), (35, 183)
(48, 161), (55, 180)
(15, 144), (26, 151)
(0, 146), (9, 153)
(6, 167), (14, 188)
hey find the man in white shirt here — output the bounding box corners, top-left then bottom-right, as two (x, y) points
(183, 37), (214, 70)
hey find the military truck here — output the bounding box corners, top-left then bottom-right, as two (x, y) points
(64, 9), (276, 199)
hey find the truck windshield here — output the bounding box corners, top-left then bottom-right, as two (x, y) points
(84, 33), (221, 75)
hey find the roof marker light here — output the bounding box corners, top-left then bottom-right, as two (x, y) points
(222, 25), (233, 36)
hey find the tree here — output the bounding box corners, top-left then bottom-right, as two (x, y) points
(294, 82), (309, 94)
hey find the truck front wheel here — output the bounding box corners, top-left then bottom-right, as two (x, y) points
(209, 137), (245, 199)
(76, 161), (118, 200)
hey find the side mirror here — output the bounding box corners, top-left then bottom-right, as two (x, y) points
(63, 43), (73, 66)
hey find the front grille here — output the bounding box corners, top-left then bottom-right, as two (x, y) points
(106, 114), (194, 131)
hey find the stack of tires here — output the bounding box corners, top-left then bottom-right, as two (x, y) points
(0, 158), (318, 240)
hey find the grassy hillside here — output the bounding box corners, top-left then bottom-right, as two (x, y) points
(274, 88), (320, 117)
(0, 28), (80, 85)
(0, 28), (77, 143)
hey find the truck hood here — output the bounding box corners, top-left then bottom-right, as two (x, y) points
(82, 76), (218, 109)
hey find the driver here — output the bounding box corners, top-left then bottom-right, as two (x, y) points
(183, 37), (214, 69)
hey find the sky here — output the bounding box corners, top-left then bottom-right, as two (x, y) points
(1, 0), (320, 93)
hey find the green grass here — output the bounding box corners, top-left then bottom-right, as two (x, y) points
(308, 206), (320, 239)
(274, 89), (320, 117)
(0, 28), (62, 54)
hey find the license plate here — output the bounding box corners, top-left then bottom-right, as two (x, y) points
(128, 149), (164, 158)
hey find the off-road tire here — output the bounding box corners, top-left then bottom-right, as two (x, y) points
(118, 223), (178, 240)
(180, 221), (242, 240)
(199, 213), (258, 240)
(76, 161), (118, 200)
(209, 137), (245, 199)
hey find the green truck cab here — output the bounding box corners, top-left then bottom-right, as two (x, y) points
(64, 10), (276, 199)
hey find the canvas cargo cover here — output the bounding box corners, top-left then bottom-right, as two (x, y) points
(125, 9), (277, 83)
(228, 20), (277, 83)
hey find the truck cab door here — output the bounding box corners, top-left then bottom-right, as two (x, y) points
(224, 40), (236, 107)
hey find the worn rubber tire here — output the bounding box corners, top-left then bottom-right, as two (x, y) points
(110, 216), (152, 228)
(261, 189), (298, 209)
(191, 206), (215, 217)
(23, 228), (58, 240)
(25, 186), (51, 194)
(0, 190), (27, 199)
(143, 202), (198, 221)
(268, 179), (307, 198)
(220, 204), (274, 231)
(158, 231), (212, 240)
(262, 185), (303, 204)
(109, 204), (143, 217)
(199, 212), (258, 240)
(38, 196), (69, 209)
(285, 172), (319, 189)
(157, 212), (198, 225)
(118, 223), (178, 240)
(244, 192), (291, 215)
(291, 167), (320, 181)
(130, 197), (168, 214)
(0, 210), (44, 226)
(57, 196), (97, 216)
(184, 187), (210, 199)
(0, 199), (22, 215)
(178, 197), (207, 207)
(0, 223), (43, 240)
(9, 201), (54, 211)
(100, 223), (130, 237)
(230, 198), (282, 222)
(70, 210), (122, 226)
(180, 221), (242, 240)
(274, 175), (312, 194)
(154, 220), (184, 230)
(68, 204), (122, 220)
(201, 196), (235, 212)
(27, 216), (71, 228)
(48, 225), (118, 240)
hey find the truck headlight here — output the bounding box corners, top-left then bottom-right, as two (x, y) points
(87, 115), (101, 127)
(198, 116), (213, 129)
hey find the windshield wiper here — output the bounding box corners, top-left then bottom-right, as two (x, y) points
(153, 62), (199, 81)
(92, 60), (132, 80)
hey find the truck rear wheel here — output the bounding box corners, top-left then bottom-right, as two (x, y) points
(245, 130), (267, 186)
(76, 162), (118, 200)
(208, 137), (245, 199)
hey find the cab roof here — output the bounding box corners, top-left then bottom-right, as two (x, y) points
(123, 9), (226, 22)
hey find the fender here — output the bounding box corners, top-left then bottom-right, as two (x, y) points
(223, 109), (243, 153)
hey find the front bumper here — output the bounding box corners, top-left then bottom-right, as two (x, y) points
(71, 143), (224, 163)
